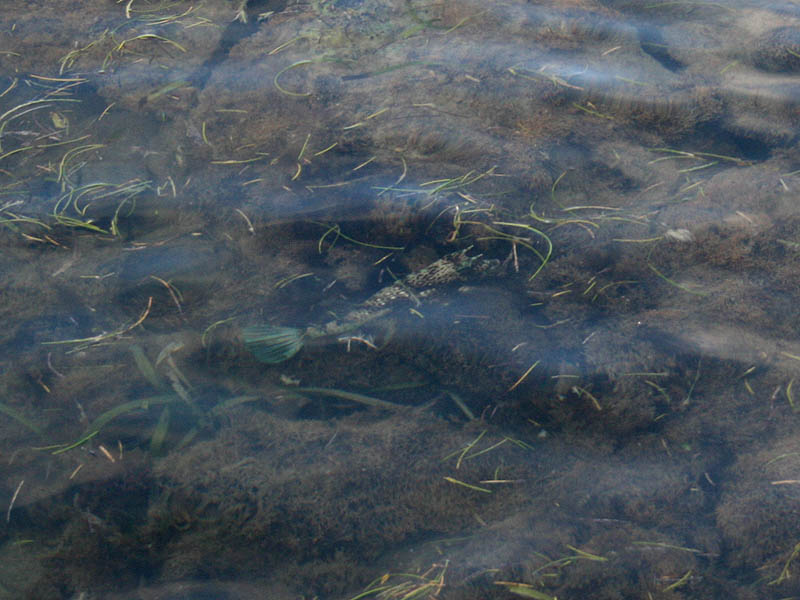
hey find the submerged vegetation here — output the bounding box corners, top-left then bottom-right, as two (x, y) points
(2, 0), (800, 599)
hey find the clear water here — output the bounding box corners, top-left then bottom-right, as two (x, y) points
(2, 0), (800, 598)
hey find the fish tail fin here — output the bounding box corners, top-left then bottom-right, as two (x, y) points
(241, 325), (304, 364)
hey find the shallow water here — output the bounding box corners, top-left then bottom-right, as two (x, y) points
(2, 0), (800, 598)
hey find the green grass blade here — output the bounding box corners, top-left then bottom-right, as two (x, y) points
(130, 344), (163, 389)
(149, 406), (171, 456)
(86, 394), (177, 434)
(295, 386), (405, 410)
(0, 402), (43, 435)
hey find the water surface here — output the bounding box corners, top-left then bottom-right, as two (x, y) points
(1, 0), (800, 598)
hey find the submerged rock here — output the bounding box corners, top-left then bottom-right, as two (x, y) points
(751, 27), (800, 72)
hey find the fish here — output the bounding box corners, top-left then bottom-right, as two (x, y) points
(242, 247), (504, 364)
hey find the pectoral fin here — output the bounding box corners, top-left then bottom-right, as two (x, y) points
(242, 325), (304, 364)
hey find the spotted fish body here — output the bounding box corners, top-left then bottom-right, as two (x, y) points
(243, 248), (502, 363)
